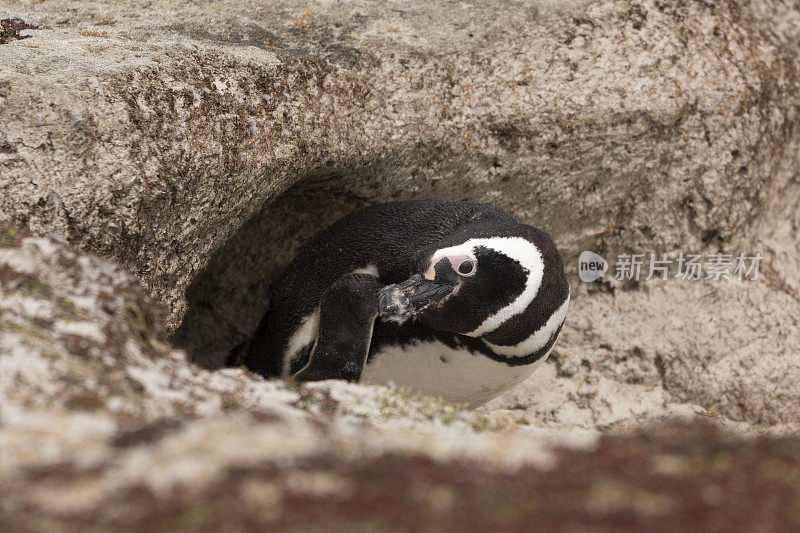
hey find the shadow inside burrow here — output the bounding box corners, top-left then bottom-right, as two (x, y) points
(170, 138), (536, 370)
(171, 172), (378, 369)
(170, 167), (478, 370)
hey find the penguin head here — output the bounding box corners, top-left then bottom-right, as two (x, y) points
(378, 220), (570, 352)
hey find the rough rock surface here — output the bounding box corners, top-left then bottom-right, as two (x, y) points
(2, 227), (799, 529)
(2, 0), (799, 329)
(2, 0), (800, 527)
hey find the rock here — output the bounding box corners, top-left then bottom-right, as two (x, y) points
(0, 221), (540, 426)
(1, 228), (799, 527)
(489, 279), (800, 427)
(0, 223), (612, 526)
(2, 0), (798, 333)
(0, 0), (798, 417)
(0, 225), (800, 530)
(2, 0), (800, 524)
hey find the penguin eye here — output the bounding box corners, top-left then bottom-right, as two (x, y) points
(456, 259), (477, 277)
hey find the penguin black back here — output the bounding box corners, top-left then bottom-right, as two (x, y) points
(243, 200), (515, 374)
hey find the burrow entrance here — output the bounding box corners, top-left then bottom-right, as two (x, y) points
(170, 166), (493, 369)
(170, 137), (542, 369)
(171, 173), (376, 369)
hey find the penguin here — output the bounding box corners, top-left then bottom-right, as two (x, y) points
(235, 200), (570, 407)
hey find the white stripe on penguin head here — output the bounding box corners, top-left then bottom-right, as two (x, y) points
(427, 236), (544, 337)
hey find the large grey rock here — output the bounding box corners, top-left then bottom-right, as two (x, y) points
(2, 0), (798, 325)
(1, 0), (800, 426)
(3, 226), (800, 530)
(2, 0), (800, 524)
(0, 224), (609, 525)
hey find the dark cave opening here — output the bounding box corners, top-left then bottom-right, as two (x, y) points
(171, 174), (380, 370)
(170, 150), (532, 369)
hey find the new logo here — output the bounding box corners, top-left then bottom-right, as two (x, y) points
(578, 251), (608, 282)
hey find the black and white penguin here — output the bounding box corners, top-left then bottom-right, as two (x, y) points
(236, 200), (570, 407)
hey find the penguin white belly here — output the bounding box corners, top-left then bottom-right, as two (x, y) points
(361, 340), (549, 408)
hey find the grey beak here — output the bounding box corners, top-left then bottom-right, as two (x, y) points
(377, 274), (454, 319)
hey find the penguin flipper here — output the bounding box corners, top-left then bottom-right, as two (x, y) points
(293, 273), (382, 382)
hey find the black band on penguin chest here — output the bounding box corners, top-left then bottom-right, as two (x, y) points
(368, 320), (496, 361)
(368, 320), (562, 367)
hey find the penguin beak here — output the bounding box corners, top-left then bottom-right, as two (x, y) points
(377, 274), (454, 318)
